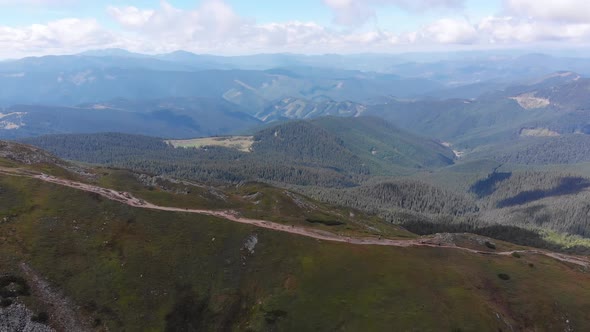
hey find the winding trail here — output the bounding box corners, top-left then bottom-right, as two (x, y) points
(2, 168), (589, 268)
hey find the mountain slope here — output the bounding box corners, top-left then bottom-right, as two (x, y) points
(1, 141), (590, 331)
(467, 135), (590, 165)
(251, 117), (456, 173)
(0, 98), (261, 139)
(252, 120), (368, 173)
(21, 132), (364, 187)
(22, 117), (456, 186)
(311, 116), (455, 169)
(358, 72), (590, 150)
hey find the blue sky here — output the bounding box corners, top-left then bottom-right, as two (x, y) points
(1, 0), (501, 30)
(0, 0), (588, 58)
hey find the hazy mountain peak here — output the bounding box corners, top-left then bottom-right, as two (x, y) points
(78, 48), (148, 58)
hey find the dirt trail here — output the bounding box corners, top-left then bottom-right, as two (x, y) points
(2, 168), (589, 268)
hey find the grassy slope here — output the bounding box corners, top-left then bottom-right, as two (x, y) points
(1, 167), (590, 331)
(91, 168), (413, 239)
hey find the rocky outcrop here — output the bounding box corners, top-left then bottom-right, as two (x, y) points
(0, 303), (54, 332)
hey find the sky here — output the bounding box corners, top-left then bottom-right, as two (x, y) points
(1, 0), (590, 58)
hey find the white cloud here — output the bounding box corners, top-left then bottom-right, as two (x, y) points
(504, 0), (590, 23)
(106, 6), (154, 28)
(2, 0), (590, 58)
(479, 16), (590, 43)
(324, 0), (464, 26)
(0, 18), (118, 57)
(418, 18), (478, 44)
(105, 1), (442, 54)
(108, 1), (343, 53)
(323, 0), (375, 26)
(108, 0), (247, 51)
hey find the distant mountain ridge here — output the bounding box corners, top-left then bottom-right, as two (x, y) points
(0, 98), (260, 140)
(0, 59), (442, 108)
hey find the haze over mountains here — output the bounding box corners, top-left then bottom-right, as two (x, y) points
(2, 49), (590, 144)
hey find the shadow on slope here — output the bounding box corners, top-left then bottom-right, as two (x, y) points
(496, 177), (590, 208)
(401, 219), (590, 255)
(470, 171), (512, 198)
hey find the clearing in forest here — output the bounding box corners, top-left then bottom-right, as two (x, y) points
(166, 136), (254, 152)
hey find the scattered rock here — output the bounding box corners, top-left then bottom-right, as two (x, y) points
(0, 303), (55, 332)
(208, 188), (228, 201)
(284, 191), (317, 211)
(484, 241), (496, 250)
(243, 234), (258, 255)
(136, 174), (193, 195)
(243, 192), (262, 201)
(20, 263), (92, 331)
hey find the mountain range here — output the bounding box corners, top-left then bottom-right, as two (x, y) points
(4, 49), (590, 330)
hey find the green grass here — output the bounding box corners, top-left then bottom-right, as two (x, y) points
(542, 230), (590, 249)
(2, 173), (590, 331)
(92, 169), (414, 239)
(0, 158), (18, 168)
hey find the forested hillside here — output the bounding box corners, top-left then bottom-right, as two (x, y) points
(312, 117), (455, 169)
(300, 180), (479, 218)
(253, 121), (368, 174)
(22, 132), (361, 187)
(21, 117), (455, 186)
(469, 135), (590, 165)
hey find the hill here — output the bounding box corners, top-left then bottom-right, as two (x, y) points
(311, 117), (455, 169)
(20, 120), (590, 252)
(2, 141), (590, 331)
(467, 135), (590, 165)
(0, 98), (261, 140)
(20, 132), (364, 188)
(364, 72), (590, 150)
(21, 117), (455, 186)
(367, 97), (558, 149)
